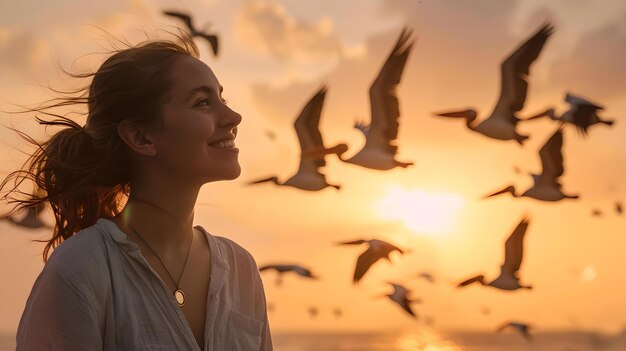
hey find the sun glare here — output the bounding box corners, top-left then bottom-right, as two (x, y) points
(374, 186), (466, 237)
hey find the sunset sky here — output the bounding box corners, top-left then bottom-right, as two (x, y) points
(1, 0), (626, 336)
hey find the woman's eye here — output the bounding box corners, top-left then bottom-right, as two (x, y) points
(196, 98), (210, 107)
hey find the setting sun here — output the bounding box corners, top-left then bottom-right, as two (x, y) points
(374, 186), (466, 237)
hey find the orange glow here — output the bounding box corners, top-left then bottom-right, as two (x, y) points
(374, 185), (466, 238)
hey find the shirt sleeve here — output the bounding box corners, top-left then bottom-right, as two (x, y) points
(251, 258), (273, 351)
(16, 262), (102, 351)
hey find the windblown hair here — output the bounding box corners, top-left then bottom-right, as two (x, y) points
(0, 29), (200, 263)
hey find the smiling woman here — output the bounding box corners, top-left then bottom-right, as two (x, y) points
(0, 29), (272, 350)
(374, 185), (466, 238)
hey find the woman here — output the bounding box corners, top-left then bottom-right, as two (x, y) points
(4, 31), (272, 350)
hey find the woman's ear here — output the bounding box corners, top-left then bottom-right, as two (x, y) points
(117, 120), (157, 157)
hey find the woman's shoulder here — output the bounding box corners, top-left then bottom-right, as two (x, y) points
(195, 225), (260, 270)
(45, 222), (109, 281)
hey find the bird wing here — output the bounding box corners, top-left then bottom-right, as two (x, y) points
(294, 86), (329, 175)
(538, 128), (564, 187)
(378, 240), (404, 257)
(292, 265), (314, 278)
(162, 10), (195, 32)
(365, 27), (415, 155)
(259, 265), (275, 272)
(502, 217), (530, 276)
(337, 239), (367, 245)
(565, 93), (604, 110)
(457, 275), (485, 287)
(198, 33), (219, 56)
(491, 23), (554, 122)
(496, 322), (512, 332)
(353, 247), (384, 283)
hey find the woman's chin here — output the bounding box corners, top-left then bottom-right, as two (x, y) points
(206, 165), (241, 182)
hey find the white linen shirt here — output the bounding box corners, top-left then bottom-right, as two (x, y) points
(16, 218), (273, 351)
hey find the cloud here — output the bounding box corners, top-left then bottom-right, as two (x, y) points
(0, 29), (49, 75)
(234, 0), (345, 62)
(549, 20), (626, 100)
(249, 0), (526, 132)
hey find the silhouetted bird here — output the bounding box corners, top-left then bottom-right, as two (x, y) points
(338, 238), (406, 284)
(497, 322), (532, 342)
(434, 23), (555, 145)
(332, 307), (343, 319)
(527, 93), (614, 136)
(259, 264), (318, 286)
(248, 86), (345, 191)
(457, 217), (532, 291)
(1, 202), (52, 230)
(591, 209), (603, 217)
(616, 201), (623, 215)
(163, 10), (219, 56)
(485, 128), (579, 201)
(416, 272), (435, 284)
(376, 282), (420, 318)
(264, 129), (277, 141)
(336, 27), (415, 170)
(308, 306), (318, 319)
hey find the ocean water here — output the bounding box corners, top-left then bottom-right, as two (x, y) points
(2, 329), (625, 350)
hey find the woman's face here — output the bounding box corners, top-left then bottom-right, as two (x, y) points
(154, 56), (242, 184)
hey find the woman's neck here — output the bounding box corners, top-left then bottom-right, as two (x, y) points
(117, 195), (197, 251)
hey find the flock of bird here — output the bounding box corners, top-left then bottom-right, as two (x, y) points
(2, 11), (619, 344)
(246, 21), (618, 342)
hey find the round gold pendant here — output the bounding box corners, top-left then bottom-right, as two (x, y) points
(174, 289), (185, 307)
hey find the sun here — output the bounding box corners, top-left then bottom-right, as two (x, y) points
(374, 185), (466, 237)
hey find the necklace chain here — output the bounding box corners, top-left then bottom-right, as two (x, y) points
(125, 197), (193, 307)
(127, 222), (193, 291)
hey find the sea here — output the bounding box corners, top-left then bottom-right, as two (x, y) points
(2, 329), (625, 350)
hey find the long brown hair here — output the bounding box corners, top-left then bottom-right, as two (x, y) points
(0, 29), (200, 263)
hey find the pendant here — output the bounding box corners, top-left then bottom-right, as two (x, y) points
(174, 289), (185, 307)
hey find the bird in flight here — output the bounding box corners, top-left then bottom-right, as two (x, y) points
(375, 282), (421, 318)
(434, 23), (555, 145)
(526, 93), (615, 136)
(248, 86), (346, 191)
(336, 27), (415, 170)
(337, 238), (407, 284)
(1, 200), (53, 230)
(484, 128), (578, 201)
(496, 322), (532, 342)
(163, 10), (219, 56)
(259, 264), (318, 286)
(457, 217), (532, 291)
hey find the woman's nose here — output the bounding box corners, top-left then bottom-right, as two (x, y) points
(220, 105), (242, 128)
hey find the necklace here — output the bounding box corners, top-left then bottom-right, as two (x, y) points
(127, 214), (193, 308)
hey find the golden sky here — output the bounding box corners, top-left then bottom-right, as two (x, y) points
(1, 0), (626, 335)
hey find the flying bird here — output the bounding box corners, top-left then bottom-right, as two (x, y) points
(434, 23), (555, 145)
(336, 27), (415, 170)
(1, 201), (53, 230)
(375, 282), (420, 318)
(163, 10), (219, 56)
(247, 86), (346, 191)
(332, 307), (343, 319)
(497, 322), (532, 342)
(259, 264), (318, 286)
(337, 238), (406, 284)
(308, 306), (319, 319)
(416, 272), (435, 284)
(457, 217), (532, 291)
(616, 201), (623, 215)
(526, 93), (614, 136)
(484, 128), (579, 201)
